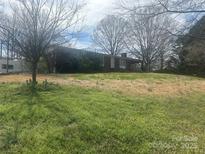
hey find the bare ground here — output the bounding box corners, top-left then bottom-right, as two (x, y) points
(0, 74), (205, 96)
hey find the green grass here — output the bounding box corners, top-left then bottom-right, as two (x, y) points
(0, 74), (205, 153)
(68, 73), (203, 81)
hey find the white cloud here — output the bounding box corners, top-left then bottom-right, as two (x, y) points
(73, 0), (117, 48)
(82, 0), (117, 26)
(1, 0), (189, 49)
(75, 41), (92, 49)
(81, 0), (152, 27)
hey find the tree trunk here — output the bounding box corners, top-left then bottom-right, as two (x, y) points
(141, 61), (144, 71)
(144, 61), (150, 72)
(7, 40), (10, 73)
(32, 62), (37, 84)
(160, 54), (164, 71)
(147, 63), (151, 72)
(0, 41), (2, 58)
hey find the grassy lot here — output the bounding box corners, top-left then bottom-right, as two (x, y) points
(0, 73), (205, 153)
(71, 72), (201, 81)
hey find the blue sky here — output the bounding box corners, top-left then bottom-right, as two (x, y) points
(74, 27), (94, 49)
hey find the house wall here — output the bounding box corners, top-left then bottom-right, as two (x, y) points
(0, 58), (28, 74)
(103, 55), (111, 71)
(55, 47), (104, 73)
(54, 47), (141, 73)
(103, 56), (140, 72)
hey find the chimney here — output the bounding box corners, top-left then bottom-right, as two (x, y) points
(121, 53), (127, 58)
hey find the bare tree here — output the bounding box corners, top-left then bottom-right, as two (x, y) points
(0, 0), (84, 84)
(120, 0), (205, 15)
(150, 0), (205, 14)
(0, 13), (19, 72)
(120, 0), (205, 37)
(124, 8), (175, 71)
(93, 15), (127, 56)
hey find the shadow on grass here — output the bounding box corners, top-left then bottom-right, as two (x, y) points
(0, 82), (64, 151)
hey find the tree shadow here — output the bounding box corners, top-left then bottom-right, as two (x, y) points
(0, 84), (61, 151)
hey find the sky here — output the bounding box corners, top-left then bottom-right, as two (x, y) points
(83, 0), (117, 26)
(76, 0), (151, 49)
(76, 0), (190, 49)
(75, 0), (117, 49)
(1, 0), (118, 49)
(1, 0), (191, 50)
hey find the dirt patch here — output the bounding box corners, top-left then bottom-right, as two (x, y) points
(1, 74), (205, 96)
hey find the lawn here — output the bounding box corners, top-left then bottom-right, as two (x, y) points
(0, 73), (205, 153)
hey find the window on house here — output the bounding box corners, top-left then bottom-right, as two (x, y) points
(8, 65), (14, 70)
(2, 64), (14, 70)
(2, 64), (7, 69)
(120, 59), (126, 69)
